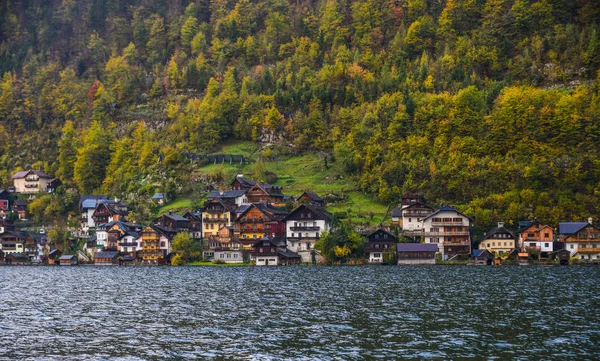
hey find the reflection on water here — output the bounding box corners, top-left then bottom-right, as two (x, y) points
(1, 266), (599, 360)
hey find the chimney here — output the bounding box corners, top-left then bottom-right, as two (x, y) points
(588, 217), (593, 225)
(498, 222), (504, 228)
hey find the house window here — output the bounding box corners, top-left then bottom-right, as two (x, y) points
(544, 233), (549, 238)
(529, 243), (536, 247)
(409, 218), (412, 222)
(220, 254), (225, 259)
(570, 244), (574, 249)
(545, 243), (549, 247)
(234, 254), (238, 258)
(259, 248), (263, 253)
(291, 233), (295, 237)
(160, 242), (165, 247)
(374, 253), (381, 258)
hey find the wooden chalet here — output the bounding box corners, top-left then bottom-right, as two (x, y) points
(550, 248), (571, 265)
(92, 200), (129, 225)
(231, 175), (256, 191)
(519, 220), (555, 255)
(47, 248), (62, 265)
(183, 211), (203, 239)
(140, 226), (164, 264)
(479, 222), (516, 255)
(235, 203), (288, 240)
(153, 212), (190, 232)
(202, 197), (236, 238)
(562, 220), (600, 261)
(0, 231), (36, 259)
(12, 200), (28, 220)
(0, 189), (9, 212)
(283, 204), (332, 264)
(396, 243), (438, 265)
(366, 229), (398, 264)
(245, 183), (285, 204)
(296, 191), (324, 206)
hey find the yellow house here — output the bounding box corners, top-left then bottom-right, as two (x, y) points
(202, 198), (235, 238)
(11, 170), (54, 193)
(479, 222), (516, 254)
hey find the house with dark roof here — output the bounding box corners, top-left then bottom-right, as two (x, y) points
(93, 250), (123, 265)
(561, 219), (600, 261)
(235, 203), (288, 241)
(391, 208), (402, 225)
(151, 192), (169, 206)
(231, 175), (257, 191)
(202, 197), (237, 238)
(12, 200), (28, 220)
(79, 195), (109, 231)
(421, 206), (472, 260)
(478, 222), (516, 255)
(283, 204), (332, 264)
(296, 192), (324, 206)
(366, 229), (398, 263)
(245, 183), (285, 204)
(252, 237), (299, 266)
(0, 189), (9, 212)
(58, 255), (78, 266)
(4, 252), (30, 265)
(401, 202), (434, 233)
(207, 189), (248, 206)
(153, 212), (190, 232)
(396, 243), (438, 265)
(183, 211), (203, 239)
(11, 170), (55, 193)
(92, 200), (129, 225)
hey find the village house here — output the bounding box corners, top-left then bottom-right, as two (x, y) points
(235, 203), (287, 240)
(207, 189), (248, 207)
(96, 221), (141, 251)
(421, 206), (472, 260)
(0, 218), (15, 233)
(4, 252), (30, 265)
(366, 229), (398, 264)
(391, 208), (402, 226)
(12, 200), (28, 220)
(231, 175), (256, 191)
(11, 170), (56, 193)
(479, 222), (516, 255)
(153, 212), (190, 232)
(283, 204), (332, 264)
(252, 237), (299, 266)
(47, 248), (62, 265)
(518, 220), (555, 256)
(140, 226), (167, 264)
(0, 231), (36, 261)
(92, 199), (129, 225)
(213, 226), (245, 262)
(79, 195), (108, 232)
(0, 189), (9, 214)
(401, 202), (435, 234)
(296, 192), (325, 206)
(561, 219), (600, 261)
(396, 243), (438, 265)
(202, 198), (237, 238)
(245, 183), (285, 204)
(183, 211), (203, 239)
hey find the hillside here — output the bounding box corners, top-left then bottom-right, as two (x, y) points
(0, 0), (599, 229)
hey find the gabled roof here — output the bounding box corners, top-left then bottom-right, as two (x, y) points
(402, 201), (434, 211)
(282, 204), (332, 222)
(396, 243), (438, 252)
(11, 170), (52, 179)
(235, 204), (251, 214)
(80, 195), (109, 209)
(367, 229), (398, 241)
(423, 206), (472, 221)
(163, 213), (189, 222)
(59, 255), (76, 260)
(207, 189), (247, 199)
(232, 176), (256, 188)
(296, 191), (323, 202)
(94, 250), (120, 258)
(558, 222), (589, 235)
(152, 193), (167, 199)
(13, 200), (28, 206)
(484, 225), (515, 240)
(278, 248), (300, 258)
(252, 236), (285, 248)
(204, 197), (238, 212)
(391, 208), (402, 217)
(238, 203), (288, 221)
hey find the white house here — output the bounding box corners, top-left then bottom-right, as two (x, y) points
(79, 195), (108, 233)
(401, 202), (434, 232)
(560, 220), (600, 261)
(422, 206), (471, 260)
(283, 204), (333, 264)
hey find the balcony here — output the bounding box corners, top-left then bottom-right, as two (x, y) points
(424, 231), (470, 236)
(403, 211), (432, 217)
(290, 226), (320, 231)
(119, 243), (138, 247)
(431, 221), (464, 226)
(203, 218), (227, 223)
(578, 247), (600, 253)
(240, 219), (262, 224)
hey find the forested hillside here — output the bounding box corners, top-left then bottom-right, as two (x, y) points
(0, 0), (599, 228)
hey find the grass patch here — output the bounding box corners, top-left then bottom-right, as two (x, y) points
(187, 261), (249, 266)
(156, 198), (193, 216)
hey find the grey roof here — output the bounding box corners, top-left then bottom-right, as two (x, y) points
(94, 250), (120, 259)
(152, 193), (166, 199)
(297, 191), (323, 202)
(233, 176), (256, 188)
(235, 204), (251, 214)
(80, 195), (109, 209)
(391, 208), (402, 217)
(59, 255), (76, 260)
(283, 204), (332, 222)
(14, 200), (28, 206)
(423, 206), (472, 221)
(278, 248), (300, 258)
(558, 222), (588, 235)
(396, 243), (439, 252)
(207, 190), (247, 199)
(12, 170), (52, 179)
(484, 226), (515, 240)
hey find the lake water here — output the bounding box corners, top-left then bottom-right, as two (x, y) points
(1, 266), (599, 360)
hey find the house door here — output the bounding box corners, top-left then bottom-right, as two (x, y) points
(486, 259), (492, 266)
(265, 259), (269, 266)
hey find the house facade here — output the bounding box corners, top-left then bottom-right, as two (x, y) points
(11, 170), (54, 193)
(202, 198), (235, 238)
(422, 206), (471, 259)
(0, 189), (9, 212)
(401, 202), (434, 233)
(284, 204), (332, 264)
(245, 184), (285, 204)
(79, 195), (108, 232)
(92, 200), (128, 225)
(519, 221), (554, 254)
(252, 237), (299, 266)
(366, 229), (398, 263)
(235, 203), (287, 241)
(479, 222), (516, 254)
(396, 243), (438, 265)
(562, 221), (600, 261)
